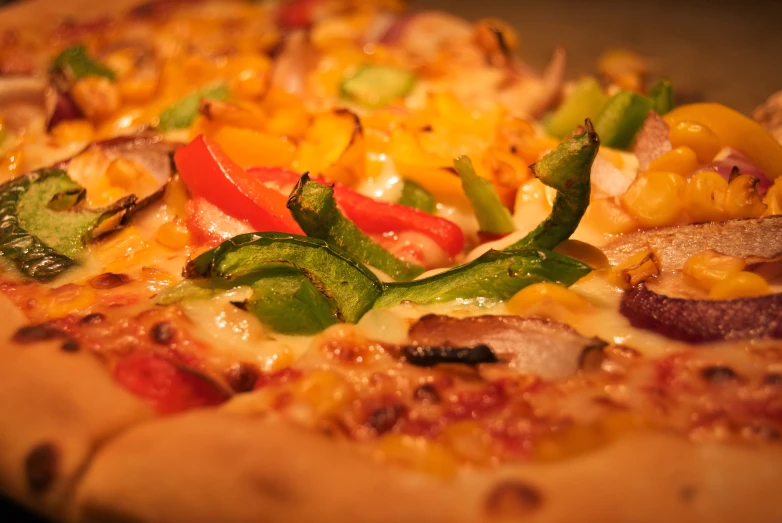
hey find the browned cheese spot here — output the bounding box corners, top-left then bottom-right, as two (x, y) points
(150, 321), (176, 344)
(60, 338), (80, 352)
(226, 362), (261, 393)
(365, 404), (406, 435)
(89, 272), (132, 290)
(413, 383), (440, 402)
(12, 323), (64, 344)
(484, 480), (543, 518)
(24, 442), (59, 494)
(79, 312), (106, 325)
(763, 373), (782, 386)
(700, 365), (739, 383)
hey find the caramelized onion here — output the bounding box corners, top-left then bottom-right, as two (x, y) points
(408, 314), (604, 379)
(620, 284), (782, 343)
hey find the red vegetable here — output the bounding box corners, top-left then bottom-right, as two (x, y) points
(277, 0), (321, 28)
(113, 352), (230, 414)
(249, 166), (465, 257)
(174, 136), (303, 235)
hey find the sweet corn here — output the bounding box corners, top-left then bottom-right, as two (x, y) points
(140, 266), (177, 293)
(763, 178), (782, 216)
(507, 282), (592, 316)
(583, 197), (639, 235)
(375, 435), (458, 477)
(609, 249), (660, 289)
(50, 119), (95, 144)
(685, 170), (728, 223)
(683, 249), (746, 291)
(295, 370), (355, 417)
(724, 173), (767, 219)
(668, 120), (721, 164)
(647, 146), (699, 176)
(708, 271), (770, 300)
(620, 171), (686, 228)
(155, 220), (192, 250)
(553, 239), (610, 269)
(118, 76), (159, 104)
(163, 176), (190, 220)
(46, 284), (98, 319)
(71, 76), (120, 121)
(105, 158), (157, 193)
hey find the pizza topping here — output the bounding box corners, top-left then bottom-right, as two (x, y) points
(544, 76), (607, 139)
(620, 284), (782, 342)
(78, 312), (105, 325)
(150, 321), (176, 345)
(24, 442), (59, 495)
(593, 90), (653, 150)
(287, 174), (425, 281)
(402, 344), (499, 367)
(49, 44), (116, 83)
(454, 155), (515, 235)
(60, 338), (80, 352)
(11, 322), (65, 343)
(157, 83), (228, 133)
(506, 121), (598, 250)
(700, 365), (739, 383)
(648, 77), (674, 116)
(339, 64), (416, 108)
(483, 481), (542, 518)
(375, 248), (591, 309)
(633, 111), (672, 171)
(225, 362), (261, 393)
(89, 272), (130, 289)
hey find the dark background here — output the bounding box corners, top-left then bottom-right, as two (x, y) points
(415, 0), (782, 114)
(1, 0), (781, 521)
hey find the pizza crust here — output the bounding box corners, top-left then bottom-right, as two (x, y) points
(70, 408), (782, 523)
(0, 296), (153, 520)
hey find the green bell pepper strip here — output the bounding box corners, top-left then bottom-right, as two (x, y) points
(373, 248), (591, 309)
(544, 76), (608, 139)
(648, 78), (674, 116)
(454, 155), (515, 234)
(287, 174), (425, 281)
(593, 90), (653, 149)
(50, 44), (116, 81)
(0, 169), (134, 280)
(157, 83), (229, 132)
(185, 232), (383, 324)
(340, 64), (416, 108)
(505, 121), (599, 251)
(397, 179), (436, 214)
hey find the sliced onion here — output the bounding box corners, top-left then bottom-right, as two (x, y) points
(591, 153), (634, 197)
(705, 147), (772, 195)
(621, 284), (782, 343)
(270, 30), (315, 96)
(0, 76), (55, 135)
(633, 111), (671, 171)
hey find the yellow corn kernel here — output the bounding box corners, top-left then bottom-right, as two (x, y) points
(724, 173), (768, 219)
(685, 170), (729, 223)
(620, 171), (686, 228)
(118, 76), (159, 104)
(648, 146), (699, 176)
(708, 271), (770, 300)
(764, 178), (782, 216)
(609, 249), (660, 289)
(295, 370), (355, 417)
(105, 158), (157, 192)
(553, 239), (609, 269)
(155, 220), (192, 250)
(71, 76), (120, 121)
(583, 197), (639, 235)
(683, 249), (746, 291)
(50, 119), (95, 144)
(668, 120), (721, 164)
(507, 282), (591, 316)
(46, 284), (98, 319)
(374, 435), (458, 478)
(140, 266), (177, 293)
(163, 176), (190, 220)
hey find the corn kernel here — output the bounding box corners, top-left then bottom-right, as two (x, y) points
(708, 271), (770, 300)
(105, 158), (156, 192)
(764, 178), (782, 216)
(685, 171), (728, 223)
(583, 197), (639, 235)
(46, 284), (98, 318)
(71, 76), (120, 121)
(609, 249), (660, 289)
(724, 173), (767, 219)
(553, 239), (609, 269)
(50, 119), (95, 144)
(683, 249), (746, 291)
(620, 171), (686, 228)
(668, 120), (721, 164)
(507, 282), (591, 316)
(155, 220), (192, 250)
(648, 146), (699, 176)
(163, 176), (190, 220)
(295, 370), (355, 417)
(118, 76), (159, 104)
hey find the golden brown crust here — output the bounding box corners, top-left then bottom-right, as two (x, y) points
(70, 409), (782, 523)
(0, 296), (153, 520)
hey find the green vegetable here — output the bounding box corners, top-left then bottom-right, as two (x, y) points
(593, 90), (653, 149)
(50, 44), (115, 81)
(398, 179), (435, 214)
(186, 232), (383, 323)
(374, 248), (591, 309)
(649, 78), (674, 115)
(0, 169), (134, 280)
(340, 64), (416, 108)
(454, 155), (515, 234)
(287, 174), (424, 281)
(506, 121), (599, 251)
(544, 76), (608, 139)
(157, 83), (229, 132)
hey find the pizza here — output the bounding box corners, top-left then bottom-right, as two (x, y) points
(0, 0), (781, 522)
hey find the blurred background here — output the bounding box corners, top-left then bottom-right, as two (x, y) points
(415, 0), (782, 114)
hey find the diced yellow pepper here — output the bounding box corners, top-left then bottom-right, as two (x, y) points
(207, 125), (296, 168)
(708, 271), (770, 300)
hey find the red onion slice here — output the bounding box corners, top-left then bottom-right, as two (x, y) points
(704, 147), (772, 195)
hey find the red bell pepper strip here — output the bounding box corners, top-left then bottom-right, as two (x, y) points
(248, 167), (465, 258)
(174, 136), (303, 235)
(277, 0), (321, 28)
